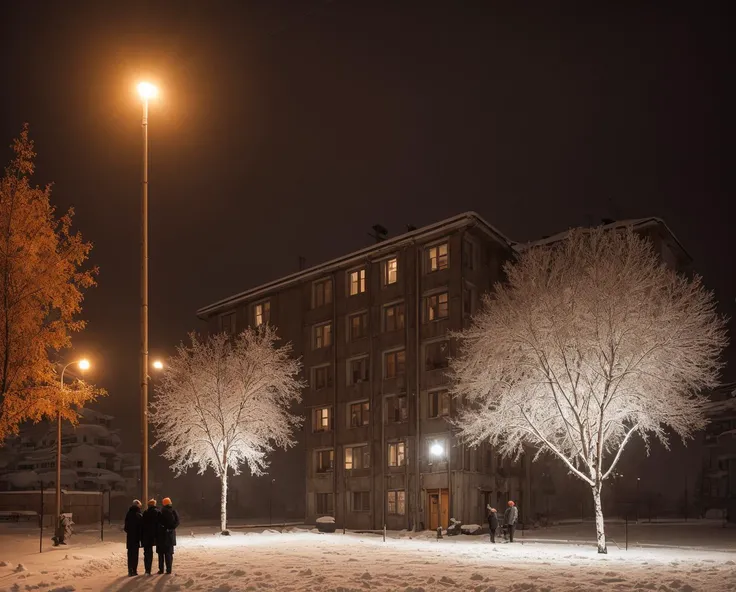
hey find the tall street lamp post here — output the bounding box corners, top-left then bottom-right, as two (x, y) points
(137, 81), (157, 504)
(56, 359), (90, 522)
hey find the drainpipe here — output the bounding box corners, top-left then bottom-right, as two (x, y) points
(333, 271), (338, 525)
(414, 243), (421, 530)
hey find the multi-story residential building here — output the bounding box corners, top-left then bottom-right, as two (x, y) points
(197, 212), (523, 530)
(701, 382), (736, 521)
(197, 212), (696, 528)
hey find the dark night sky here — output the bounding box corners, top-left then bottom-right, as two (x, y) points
(1, 1), (733, 455)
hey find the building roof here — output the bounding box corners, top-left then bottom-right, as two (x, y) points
(197, 211), (515, 318)
(516, 217), (691, 262)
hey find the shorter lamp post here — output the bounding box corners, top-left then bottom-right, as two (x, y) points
(430, 441), (446, 538)
(269, 478), (275, 527)
(636, 477), (641, 523)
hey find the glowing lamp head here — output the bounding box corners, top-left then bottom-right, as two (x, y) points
(137, 82), (158, 100)
(152, 360), (164, 370)
(430, 443), (444, 457)
(78, 359), (91, 371)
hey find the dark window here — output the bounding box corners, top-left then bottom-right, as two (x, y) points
(428, 390), (451, 418)
(383, 302), (405, 332)
(425, 341), (449, 371)
(384, 350), (406, 379)
(386, 395), (408, 423)
(349, 401), (370, 427)
(220, 312), (236, 335)
(462, 286), (475, 316)
(462, 239), (474, 270)
(348, 357), (369, 385)
(313, 278), (333, 308)
(313, 323), (332, 349)
(313, 366), (332, 390)
(352, 491), (371, 512)
(316, 493), (334, 515)
(315, 449), (334, 473)
(349, 312), (368, 341)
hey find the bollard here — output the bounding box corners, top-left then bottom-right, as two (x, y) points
(383, 524), (386, 543)
(436, 526), (442, 540)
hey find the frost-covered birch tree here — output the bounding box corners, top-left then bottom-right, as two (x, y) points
(451, 228), (727, 553)
(151, 327), (304, 534)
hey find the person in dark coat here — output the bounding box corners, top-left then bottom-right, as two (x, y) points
(487, 505), (499, 543)
(156, 497), (180, 574)
(504, 500), (519, 543)
(140, 499), (160, 575)
(124, 500), (143, 576)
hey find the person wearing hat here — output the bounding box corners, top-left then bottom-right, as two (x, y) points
(156, 497), (180, 574)
(140, 499), (160, 575)
(487, 505), (499, 543)
(124, 500), (143, 576)
(504, 500), (518, 543)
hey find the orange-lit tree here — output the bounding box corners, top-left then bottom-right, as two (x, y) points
(0, 126), (101, 441)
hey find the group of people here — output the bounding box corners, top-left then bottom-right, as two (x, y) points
(487, 500), (519, 543)
(124, 497), (180, 577)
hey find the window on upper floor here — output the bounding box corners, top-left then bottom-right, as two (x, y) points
(254, 300), (270, 326)
(312, 365), (332, 390)
(345, 444), (370, 470)
(428, 389), (451, 418)
(349, 401), (370, 427)
(312, 278), (333, 308)
(384, 349), (406, 379)
(382, 257), (398, 286)
(383, 302), (405, 332)
(385, 394), (408, 423)
(425, 340), (449, 371)
(349, 268), (367, 296)
(313, 407), (332, 432)
(426, 242), (449, 273)
(315, 449), (334, 473)
(313, 322), (332, 349)
(348, 357), (370, 385)
(220, 312), (236, 335)
(387, 441), (406, 467)
(462, 239), (475, 270)
(424, 291), (449, 322)
(348, 311), (368, 341)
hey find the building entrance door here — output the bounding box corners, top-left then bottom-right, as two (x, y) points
(427, 489), (449, 530)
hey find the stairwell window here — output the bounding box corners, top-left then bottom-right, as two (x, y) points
(315, 449), (334, 473)
(385, 394), (408, 423)
(383, 302), (405, 332)
(348, 311), (368, 341)
(313, 407), (332, 432)
(426, 242), (449, 272)
(384, 349), (406, 379)
(424, 292), (449, 322)
(313, 322), (332, 349)
(348, 357), (370, 385)
(312, 365), (332, 390)
(387, 441), (406, 467)
(254, 300), (270, 326)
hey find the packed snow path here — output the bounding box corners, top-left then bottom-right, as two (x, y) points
(1, 527), (735, 591)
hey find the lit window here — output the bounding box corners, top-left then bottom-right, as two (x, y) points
(254, 300), (270, 326)
(425, 292), (449, 322)
(383, 302), (405, 332)
(425, 341), (449, 371)
(349, 268), (367, 296)
(352, 491), (371, 512)
(349, 401), (370, 427)
(382, 258), (398, 286)
(312, 366), (332, 390)
(428, 390), (451, 418)
(385, 395), (408, 423)
(312, 278), (333, 308)
(384, 350), (406, 379)
(349, 312), (368, 341)
(315, 449), (334, 473)
(387, 441), (406, 467)
(426, 243), (449, 272)
(313, 323), (332, 349)
(345, 445), (370, 470)
(387, 490), (406, 515)
(220, 312), (236, 335)
(313, 407), (331, 432)
(348, 357), (369, 385)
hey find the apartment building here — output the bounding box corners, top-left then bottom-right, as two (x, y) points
(197, 212), (525, 530)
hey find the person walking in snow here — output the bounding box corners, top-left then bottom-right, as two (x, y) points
(124, 500), (143, 576)
(140, 499), (160, 575)
(156, 497), (180, 574)
(487, 505), (499, 543)
(504, 500), (518, 543)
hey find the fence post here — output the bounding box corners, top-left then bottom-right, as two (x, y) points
(625, 514), (628, 551)
(100, 493), (104, 542)
(39, 481), (44, 553)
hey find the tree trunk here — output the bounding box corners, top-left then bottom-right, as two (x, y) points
(220, 469), (228, 534)
(592, 483), (607, 554)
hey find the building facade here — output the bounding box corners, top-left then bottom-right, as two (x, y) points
(197, 213), (526, 530)
(701, 382), (736, 521)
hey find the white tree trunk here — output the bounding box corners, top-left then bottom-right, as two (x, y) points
(220, 469), (228, 534)
(592, 483), (606, 554)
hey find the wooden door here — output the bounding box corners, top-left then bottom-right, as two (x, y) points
(428, 493), (439, 530)
(440, 489), (449, 528)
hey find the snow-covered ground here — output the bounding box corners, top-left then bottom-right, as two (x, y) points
(0, 524), (734, 591)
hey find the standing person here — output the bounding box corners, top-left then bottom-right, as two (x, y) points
(140, 499), (160, 575)
(487, 505), (499, 543)
(157, 497), (180, 574)
(124, 500), (143, 576)
(504, 500), (518, 543)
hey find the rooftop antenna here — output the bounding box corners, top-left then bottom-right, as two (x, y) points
(298, 256), (306, 271)
(368, 224), (388, 243)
